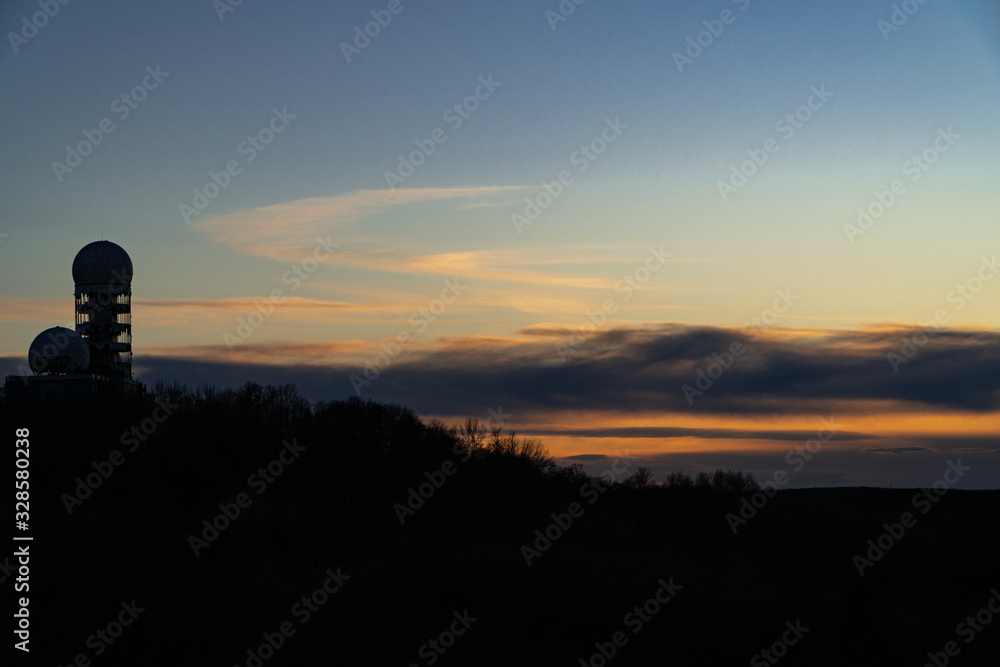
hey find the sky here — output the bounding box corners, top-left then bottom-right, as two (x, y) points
(2, 0), (1000, 487)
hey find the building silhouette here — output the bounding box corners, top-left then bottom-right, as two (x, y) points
(5, 240), (144, 404)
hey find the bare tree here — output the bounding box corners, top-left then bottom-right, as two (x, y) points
(623, 466), (655, 489)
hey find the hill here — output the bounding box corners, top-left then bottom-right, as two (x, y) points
(2, 382), (998, 666)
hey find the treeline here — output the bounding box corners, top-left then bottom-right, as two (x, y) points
(3, 381), (998, 666)
(144, 380), (763, 492)
(132, 380), (764, 496)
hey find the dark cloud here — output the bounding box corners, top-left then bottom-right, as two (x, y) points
(5, 326), (999, 488)
(357, 324), (1000, 417)
(3, 323), (999, 420)
(867, 447), (933, 454)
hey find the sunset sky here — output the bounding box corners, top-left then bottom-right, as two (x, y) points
(2, 0), (999, 487)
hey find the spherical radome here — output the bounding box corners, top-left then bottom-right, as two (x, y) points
(72, 240), (133, 286)
(28, 327), (90, 375)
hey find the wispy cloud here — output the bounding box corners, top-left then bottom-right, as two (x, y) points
(191, 187), (528, 261)
(191, 189), (678, 297)
(0, 299), (69, 322)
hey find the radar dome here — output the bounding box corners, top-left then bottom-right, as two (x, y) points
(28, 327), (90, 375)
(72, 240), (133, 286)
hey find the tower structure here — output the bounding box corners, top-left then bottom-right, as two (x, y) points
(4, 240), (143, 406)
(72, 241), (133, 379)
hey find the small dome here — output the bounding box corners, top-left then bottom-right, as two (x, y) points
(28, 327), (90, 375)
(72, 240), (132, 286)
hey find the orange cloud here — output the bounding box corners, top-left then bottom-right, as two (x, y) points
(191, 187), (528, 261)
(0, 299), (71, 322)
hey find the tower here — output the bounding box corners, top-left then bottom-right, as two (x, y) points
(72, 241), (133, 379)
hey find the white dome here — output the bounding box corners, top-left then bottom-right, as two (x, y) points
(28, 327), (90, 375)
(72, 240), (133, 286)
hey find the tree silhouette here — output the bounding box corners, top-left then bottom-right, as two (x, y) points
(2, 381), (996, 666)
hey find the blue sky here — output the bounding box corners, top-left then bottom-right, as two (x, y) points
(3, 0), (1000, 486)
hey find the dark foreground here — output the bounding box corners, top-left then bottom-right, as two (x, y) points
(2, 383), (998, 666)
